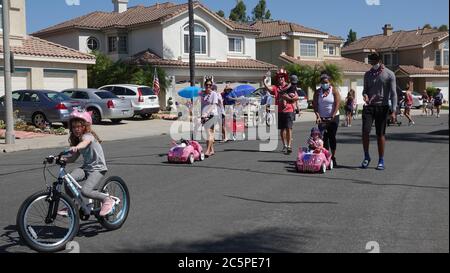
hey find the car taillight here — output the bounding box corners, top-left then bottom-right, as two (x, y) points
(107, 100), (115, 109)
(138, 88), (144, 103)
(55, 103), (67, 110)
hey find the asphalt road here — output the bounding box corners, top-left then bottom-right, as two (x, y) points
(0, 114), (448, 253)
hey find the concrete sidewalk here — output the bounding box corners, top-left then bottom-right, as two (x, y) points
(0, 109), (446, 153)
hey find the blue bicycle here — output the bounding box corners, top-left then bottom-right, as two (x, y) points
(16, 150), (130, 252)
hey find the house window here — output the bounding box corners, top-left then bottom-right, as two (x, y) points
(108, 36), (117, 53)
(229, 37), (243, 53)
(444, 40), (449, 66)
(118, 35), (128, 54)
(383, 54), (392, 66)
(392, 53), (399, 66)
(300, 39), (317, 57)
(183, 24), (207, 55)
(435, 50), (441, 66)
(87, 37), (99, 51)
(0, 0), (3, 31)
(323, 44), (335, 55)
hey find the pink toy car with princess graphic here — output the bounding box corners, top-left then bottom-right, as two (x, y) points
(296, 128), (333, 173)
(167, 139), (205, 164)
(296, 147), (333, 173)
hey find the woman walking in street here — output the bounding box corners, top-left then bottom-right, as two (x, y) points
(421, 91), (429, 116)
(313, 73), (341, 166)
(345, 89), (355, 127)
(404, 90), (415, 126)
(201, 79), (220, 157)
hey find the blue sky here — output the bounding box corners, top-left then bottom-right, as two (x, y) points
(26, 0), (449, 39)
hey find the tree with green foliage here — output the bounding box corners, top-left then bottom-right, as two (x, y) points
(216, 10), (225, 18)
(252, 0), (271, 21)
(229, 0), (249, 23)
(423, 24), (433, 29)
(345, 29), (357, 46)
(438, 24), (448, 32)
(87, 51), (168, 90)
(286, 63), (343, 92)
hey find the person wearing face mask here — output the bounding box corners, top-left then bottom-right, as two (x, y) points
(313, 73), (341, 166)
(361, 52), (397, 171)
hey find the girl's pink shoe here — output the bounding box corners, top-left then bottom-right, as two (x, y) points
(100, 197), (115, 216)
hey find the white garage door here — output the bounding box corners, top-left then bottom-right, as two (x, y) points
(0, 71), (30, 97)
(432, 80), (449, 102)
(44, 72), (76, 91)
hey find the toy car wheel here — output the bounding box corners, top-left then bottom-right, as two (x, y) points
(167, 156), (172, 163)
(328, 159), (334, 170)
(321, 163), (327, 174)
(200, 153), (205, 161)
(188, 154), (195, 164)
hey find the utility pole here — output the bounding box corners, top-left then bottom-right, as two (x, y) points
(188, 0), (195, 87)
(2, 0), (15, 144)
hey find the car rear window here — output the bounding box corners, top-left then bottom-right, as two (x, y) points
(45, 92), (71, 102)
(138, 87), (155, 96)
(96, 92), (118, 99)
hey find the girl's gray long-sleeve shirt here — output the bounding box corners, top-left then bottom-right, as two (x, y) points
(363, 66), (398, 112)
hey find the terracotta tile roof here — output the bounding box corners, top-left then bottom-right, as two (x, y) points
(343, 28), (449, 53)
(279, 53), (371, 73)
(0, 36), (95, 61)
(397, 65), (449, 76)
(33, 2), (258, 36)
(251, 20), (329, 39)
(129, 50), (276, 70)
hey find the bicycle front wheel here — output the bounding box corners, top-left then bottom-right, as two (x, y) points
(95, 176), (130, 231)
(16, 191), (80, 253)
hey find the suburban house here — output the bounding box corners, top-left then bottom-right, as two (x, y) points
(342, 24), (449, 102)
(251, 20), (371, 103)
(0, 0), (95, 98)
(33, 0), (276, 106)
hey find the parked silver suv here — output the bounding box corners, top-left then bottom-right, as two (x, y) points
(99, 84), (160, 119)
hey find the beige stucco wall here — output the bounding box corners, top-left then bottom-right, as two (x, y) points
(0, 0), (26, 47)
(256, 40), (288, 67)
(38, 30), (81, 51)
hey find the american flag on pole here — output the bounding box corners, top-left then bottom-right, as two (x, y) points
(153, 67), (160, 96)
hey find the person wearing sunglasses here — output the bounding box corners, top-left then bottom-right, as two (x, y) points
(201, 79), (220, 157)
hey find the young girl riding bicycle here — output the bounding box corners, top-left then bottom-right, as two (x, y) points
(61, 110), (114, 217)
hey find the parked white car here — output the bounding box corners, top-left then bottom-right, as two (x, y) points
(401, 91), (423, 109)
(99, 84), (160, 119)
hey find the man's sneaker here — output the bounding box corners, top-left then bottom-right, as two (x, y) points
(281, 146), (288, 153)
(376, 162), (385, 171)
(99, 197), (115, 217)
(361, 158), (371, 169)
(286, 147), (293, 155)
(57, 208), (69, 217)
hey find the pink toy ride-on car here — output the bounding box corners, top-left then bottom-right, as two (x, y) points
(296, 147), (333, 173)
(168, 139), (205, 164)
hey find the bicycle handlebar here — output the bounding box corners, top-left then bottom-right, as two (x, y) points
(43, 149), (72, 165)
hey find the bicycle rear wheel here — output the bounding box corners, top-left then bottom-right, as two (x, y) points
(95, 176), (130, 230)
(16, 191), (79, 253)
